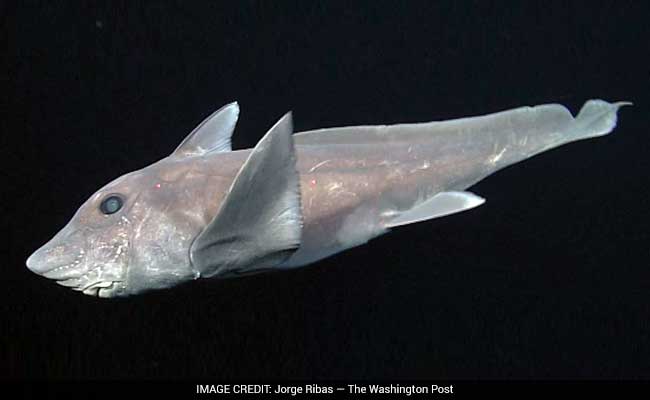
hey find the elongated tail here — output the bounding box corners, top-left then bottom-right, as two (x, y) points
(568, 99), (631, 140)
(472, 99), (631, 170)
(286, 99), (630, 267)
(379, 99), (630, 229)
(427, 99), (632, 191)
(388, 100), (631, 227)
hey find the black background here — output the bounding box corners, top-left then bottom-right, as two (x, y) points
(3, 1), (649, 380)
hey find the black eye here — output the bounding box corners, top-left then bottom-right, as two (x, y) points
(100, 195), (123, 215)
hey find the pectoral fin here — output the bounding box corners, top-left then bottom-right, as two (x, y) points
(190, 112), (303, 278)
(385, 191), (485, 228)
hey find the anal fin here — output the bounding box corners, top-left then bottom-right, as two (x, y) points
(385, 191), (485, 228)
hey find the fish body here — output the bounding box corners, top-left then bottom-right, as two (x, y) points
(26, 100), (628, 297)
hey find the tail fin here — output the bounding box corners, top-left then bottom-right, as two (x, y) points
(568, 99), (632, 141)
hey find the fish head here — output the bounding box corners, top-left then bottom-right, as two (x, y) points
(26, 163), (198, 298)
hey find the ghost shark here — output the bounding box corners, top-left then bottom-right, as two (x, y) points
(26, 99), (628, 297)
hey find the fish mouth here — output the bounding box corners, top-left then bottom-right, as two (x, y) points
(31, 258), (126, 298)
(79, 281), (117, 298)
(44, 263), (124, 298)
(56, 278), (121, 298)
(27, 228), (129, 298)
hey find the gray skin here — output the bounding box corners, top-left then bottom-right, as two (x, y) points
(26, 99), (628, 298)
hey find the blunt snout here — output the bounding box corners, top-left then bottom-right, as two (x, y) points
(26, 249), (47, 274)
(26, 243), (83, 277)
(26, 228), (86, 279)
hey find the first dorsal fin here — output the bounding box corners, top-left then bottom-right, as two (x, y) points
(190, 112), (303, 278)
(171, 102), (239, 158)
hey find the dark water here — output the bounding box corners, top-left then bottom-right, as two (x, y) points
(4, 1), (649, 379)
